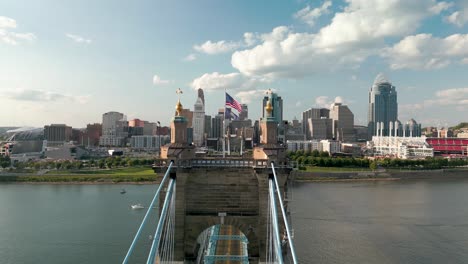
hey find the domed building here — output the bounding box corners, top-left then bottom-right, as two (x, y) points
(368, 73), (398, 137)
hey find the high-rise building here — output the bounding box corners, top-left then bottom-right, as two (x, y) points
(368, 73), (398, 137)
(308, 118), (333, 140)
(262, 92), (283, 123)
(302, 108), (330, 139)
(44, 124), (72, 145)
(204, 115), (212, 138)
(330, 102), (355, 142)
(239, 104), (248, 121)
(99, 111), (128, 147)
(211, 115), (223, 139)
(83, 123), (102, 147)
(179, 109), (193, 128)
(193, 89), (205, 146)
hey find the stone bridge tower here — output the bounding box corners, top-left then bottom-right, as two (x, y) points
(154, 89), (292, 263)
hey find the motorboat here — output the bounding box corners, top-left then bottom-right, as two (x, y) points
(120, 189), (126, 194)
(131, 204), (144, 209)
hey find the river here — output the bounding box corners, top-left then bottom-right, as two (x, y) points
(1, 179), (468, 263)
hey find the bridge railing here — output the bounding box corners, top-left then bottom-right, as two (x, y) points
(154, 158), (292, 169)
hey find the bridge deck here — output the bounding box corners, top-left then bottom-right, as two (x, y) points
(204, 225), (249, 264)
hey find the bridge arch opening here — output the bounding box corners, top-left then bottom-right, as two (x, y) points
(194, 224), (250, 263)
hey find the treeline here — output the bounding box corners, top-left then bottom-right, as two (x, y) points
(288, 150), (468, 170)
(0, 155), (11, 168)
(7, 156), (155, 171)
(288, 150), (370, 168)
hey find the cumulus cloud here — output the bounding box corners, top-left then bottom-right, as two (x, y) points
(183, 53), (196, 61)
(429, 1), (453, 14)
(445, 1), (468, 26)
(235, 90), (270, 104)
(0, 16), (36, 45)
(153, 74), (171, 85)
(232, 0), (445, 78)
(3, 89), (89, 104)
(314, 96), (345, 108)
(400, 87), (468, 114)
(194, 40), (242, 55)
(294, 1), (332, 27)
(383, 33), (468, 70)
(190, 72), (266, 91)
(193, 32), (258, 55)
(66, 33), (92, 44)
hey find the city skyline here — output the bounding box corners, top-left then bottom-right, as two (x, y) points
(1, 0), (468, 127)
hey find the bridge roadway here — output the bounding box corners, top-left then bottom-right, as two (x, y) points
(204, 224), (249, 264)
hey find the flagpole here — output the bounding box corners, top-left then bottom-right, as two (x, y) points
(223, 88), (226, 158)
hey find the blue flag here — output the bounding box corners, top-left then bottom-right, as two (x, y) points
(225, 107), (239, 120)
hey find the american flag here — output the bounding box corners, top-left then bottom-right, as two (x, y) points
(225, 92), (242, 112)
(225, 107), (239, 120)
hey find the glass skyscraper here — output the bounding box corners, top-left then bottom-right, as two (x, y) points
(368, 73), (398, 137)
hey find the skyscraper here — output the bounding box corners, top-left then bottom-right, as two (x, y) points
(193, 88), (205, 146)
(262, 92), (283, 123)
(330, 102), (355, 142)
(368, 73), (398, 137)
(239, 104), (248, 121)
(302, 108), (330, 140)
(99, 111), (128, 146)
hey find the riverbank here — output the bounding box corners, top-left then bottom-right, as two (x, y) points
(292, 168), (468, 182)
(0, 167), (158, 183)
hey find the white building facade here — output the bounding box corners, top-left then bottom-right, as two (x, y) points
(193, 94), (205, 146)
(367, 136), (433, 159)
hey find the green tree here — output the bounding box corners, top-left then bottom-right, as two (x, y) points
(369, 160), (377, 171)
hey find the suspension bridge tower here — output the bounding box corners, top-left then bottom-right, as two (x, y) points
(153, 89), (293, 263)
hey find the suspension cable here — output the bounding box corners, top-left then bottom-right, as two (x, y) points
(271, 162), (298, 264)
(147, 178), (176, 264)
(269, 179), (284, 263)
(122, 161), (173, 264)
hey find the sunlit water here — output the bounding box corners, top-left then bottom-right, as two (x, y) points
(1, 179), (468, 263)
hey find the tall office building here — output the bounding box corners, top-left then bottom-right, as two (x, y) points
(193, 89), (205, 146)
(302, 108), (330, 140)
(204, 115), (212, 138)
(262, 92), (283, 123)
(99, 111), (128, 146)
(239, 104), (248, 121)
(330, 102), (355, 142)
(308, 118), (333, 140)
(368, 73), (398, 137)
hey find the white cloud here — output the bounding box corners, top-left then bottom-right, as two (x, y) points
(383, 33), (468, 70)
(153, 75), (171, 85)
(3, 88), (89, 104)
(235, 90), (269, 104)
(445, 1), (468, 26)
(193, 33), (258, 55)
(314, 96), (345, 108)
(0, 16), (36, 45)
(232, 0), (444, 78)
(294, 1), (332, 27)
(190, 72), (270, 92)
(429, 1), (453, 14)
(183, 53), (196, 61)
(243, 32), (258, 46)
(66, 33), (92, 44)
(194, 40), (241, 55)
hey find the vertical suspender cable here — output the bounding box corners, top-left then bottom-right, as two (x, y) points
(271, 163), (298, 264)
(122, 161), (173, 264)
(147, 179), (176, 264)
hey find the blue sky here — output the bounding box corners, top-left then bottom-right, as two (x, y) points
(1, 0), (468, 128)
